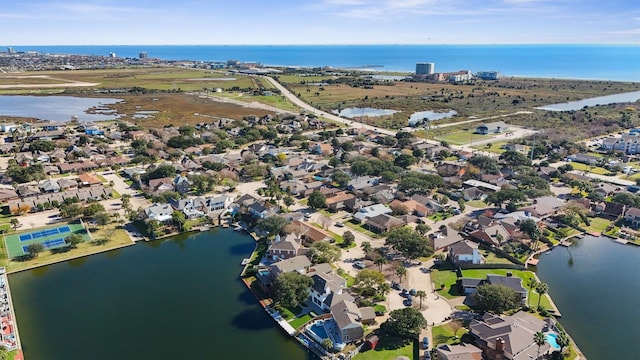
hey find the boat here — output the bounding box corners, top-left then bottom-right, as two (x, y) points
(241, 258), (250, 266)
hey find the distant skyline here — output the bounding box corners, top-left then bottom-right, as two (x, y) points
(2, 0), (639, 45)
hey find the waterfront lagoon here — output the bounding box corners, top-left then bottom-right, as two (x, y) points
(408, 110), (458, 126)
(0, 95), (123, 122)
(536, 236), (640, 360)
(9, 229), (312, 360)
(536, 90), (640, 111)
(334, 107), (398, 118)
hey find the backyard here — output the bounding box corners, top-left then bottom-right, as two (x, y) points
(354, 335), (415, 360)
(431, 320), (468, 346)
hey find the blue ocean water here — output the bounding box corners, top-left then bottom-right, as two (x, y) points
(5, 44), (640, 81)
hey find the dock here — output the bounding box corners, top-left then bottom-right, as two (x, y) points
(0, 267), (22, 358)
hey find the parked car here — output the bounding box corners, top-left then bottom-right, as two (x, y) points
(391, 281), (400, 290)
(304, 213), (311, 220)
(401, 288), (408, 296)
(353, 261), (366, 269)
(424, 351), (431, 359)
(335, 221), (344, 227)
(423, 337), (429, 349)
(404, 298), (413, 306)
(409, 288), (417, 296)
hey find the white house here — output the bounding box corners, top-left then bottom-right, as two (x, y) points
(448, 240), (485, 266)
(144, 203), (173, 222)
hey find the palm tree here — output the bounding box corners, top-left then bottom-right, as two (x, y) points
(416, 290), (427, 309)
(395, 265), (407, 284)
(361, 241), (372, 256)
(374, 256), (387, 272)
(535, 282), (549, 310)
(534, 331), (546, 359)
(526, 277), (538, 308)
(557, 331), (570, 353)
(121, 194), (131, 210)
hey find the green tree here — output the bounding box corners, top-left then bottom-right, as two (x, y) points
(473, 283), (522, 313)
(94, 212), (110, 228)
(394, 154), (417, 169)
(361, 241), (372, 256)
(556, 331), (570, 353)
(351, 160), (373, 176)
(485, 188), (527, 208)
(283, 195), (295, 209)
(307, 241), (341, 264)
(59, 203), (83, 219)
(144, 164), (177, 180)
(257, 216), (289, 236)
(308, 190), (326, 209)
(172, 211), (186, 231)
(457, 198), (466, 212)
(526, 277), (538, 308)
(535, 282), (549, 310)
(415, 223), (431, 235)
(121, 194), (132, 210)
(26, 243), (45, 258)
(83, 202), (106, 217)
(395, 265), (407, 283)
(416, 290), (427, 309)
(519, 218), (541, 250)
(343, 231), (355, 247)
(374, 256), (387, 272)
(65, 233), (83, 249)
(10, 218), (19, 230)
(352, 269), (389, 299)
(385, 227), (434, 259)
(332, 171), (351, 187)
(381, 308), (428, 339)
(272, 272), (313, 309)
(534, 331), (546, 359)
(500, 150), (532, 167)
(322, 338), (333, 351)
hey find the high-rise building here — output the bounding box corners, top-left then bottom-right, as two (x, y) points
(416, 62), (435, 75)
(7, 47), (15, 54)
(109, 52), (117, 58)
(139, 52), (148, 59)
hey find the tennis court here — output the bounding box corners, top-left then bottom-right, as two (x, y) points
(4, 223), (90, 259)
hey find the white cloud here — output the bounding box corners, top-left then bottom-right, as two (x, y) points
(606, 28), (640, 35)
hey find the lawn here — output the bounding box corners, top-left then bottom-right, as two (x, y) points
(582, 217), (611, 234)
(481, 249), (516, 265)
(428, 211), (452, 222)
(461, 269), (553, 310)
(339, 270), (356, 287)
(289, 314), (313, 329)
(472, 140), (522, 155)
(435, 130), (498, 145)
(466, 200), (488, 208)
(354, 335), (414, 360)
(567, 162), (610, 175)
(432, 320), (468, 346)
(344, 220), (378, 238)
(430, 268), (462, 299)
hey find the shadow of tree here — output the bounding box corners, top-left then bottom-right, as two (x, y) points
(231, 308), (273, 331)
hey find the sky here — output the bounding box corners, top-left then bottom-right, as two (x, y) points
(1, 0), (639, 45)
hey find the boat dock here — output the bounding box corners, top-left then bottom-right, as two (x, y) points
(0, 267), (23, 359)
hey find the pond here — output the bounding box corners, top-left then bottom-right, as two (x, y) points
(535, 90), (640, 111)
(333, 107), (398, 118)
(0, 95), (123, 122)
(408, 110), (458, 126)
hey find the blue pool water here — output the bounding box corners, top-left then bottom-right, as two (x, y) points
(309, 322), (328, 339)
(546, 333), (560, 350)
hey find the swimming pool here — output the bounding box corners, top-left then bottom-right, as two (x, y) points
(309, 321), (328, 339)
(546, 332), (560, 350)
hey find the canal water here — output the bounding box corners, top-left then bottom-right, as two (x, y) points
(536, 236), (640, 360)
(8, 229), (313, 360)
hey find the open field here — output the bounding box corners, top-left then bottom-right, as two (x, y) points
(277, 73), (640, 137)
(434, 130), (499, 145)
(354, 336), (414, 360)
(1, 223), (133, 273)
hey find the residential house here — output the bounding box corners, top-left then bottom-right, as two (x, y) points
(593, 183), (621, 198)
(448, 240), (485, 266)
(266, 233), (305, 261)
(519, 196), (565, 219)
(0, 189), (19, 202)
(462, 187), (487, 201)
(15, 185), (40, 198)
(389, 199), (430, 217)
(353, 204), (393, 223)
(468, 311), (556, 360)
(461, 274), (527, 304)
(174, 175), (191, 194)
(43, 165), (61, 176)
(266, 255), (311, 282)
(566, 153), (600, 166)
(148, 177), (175, 193)
(325, 192), (357, 211)
(290, 220), (332, 243)
(475, 122), (509, 134)
(144, 203), (173, 222)
(84, 125), (104, 136)
(347, 176), (379, 192)
(38, 179), (61, 193)
(624, 207), (640, 228)
(469, 223), (511, 246)
(311, 142), (333, 155)
(365, 214), (405, 233)
(308, 267), (353, 312)
(77, 173), (102, 187)
(463, 179), (501, 193)
(597, 201), (625, 220)
(436, 343), (483, 360)
(429, 226), (464, 251)
(330, 300), (373, 343)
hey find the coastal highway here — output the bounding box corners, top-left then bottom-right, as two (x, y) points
(260, 75), (397, 136)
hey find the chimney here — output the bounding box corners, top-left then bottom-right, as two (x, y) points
(495, 337), (505, 354)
